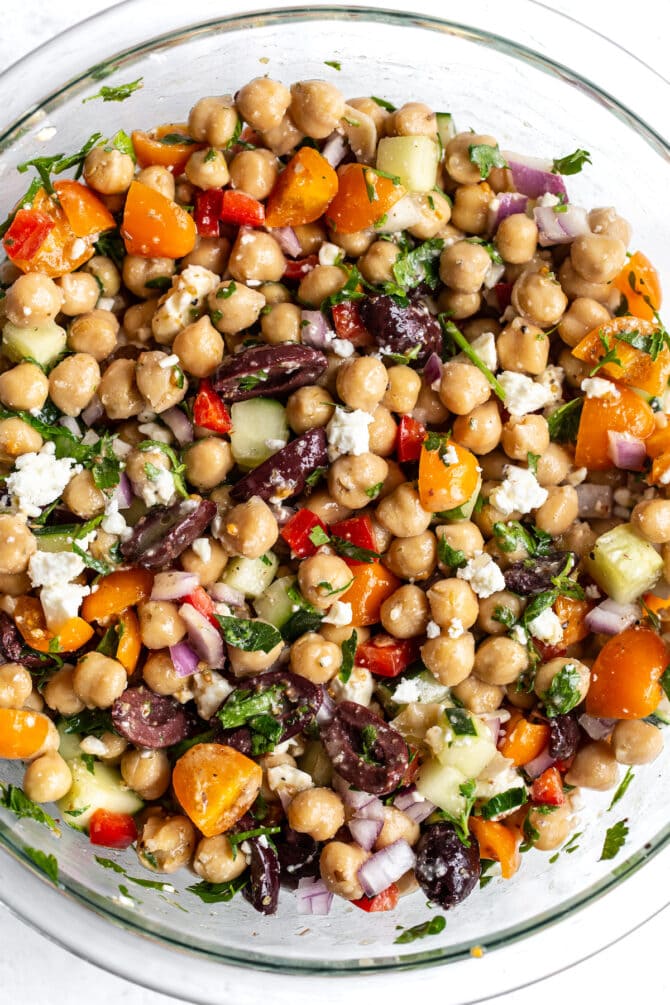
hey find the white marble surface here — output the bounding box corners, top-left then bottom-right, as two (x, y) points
(0, 1), (668, 1003)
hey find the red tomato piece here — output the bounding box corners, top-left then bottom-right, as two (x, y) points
(283, 254), (318, 280)
(352, 882), (399, 912)
(330, 515), (378, 565)
(530, 766), (565, 807)
(194, 189), (224, 237)
(89, 809), (138, 849)
(532, 641), (567, 663)
(494, 282), (513, 312)
(193, 380), (232, 434)
(331, 301), (374, 347)
(396, 415), (426, 463)
(183, 586), (219, 627)
(355, 635), (420, 678)
(3, 209), (54, 261)
(219, 190), (265, 227)
(280, 509), (329, 558)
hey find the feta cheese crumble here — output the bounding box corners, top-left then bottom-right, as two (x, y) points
(581, 377), (620, 400)
(490, 465), (548, 516)
(392, 678), (422, 704)
(537, 364), (564, 405)
(326, 407), (373, 460)
(29, 550), (85, 588)
(137, 467), (176, 508)
(425, 620), (441, 639)
(101, 498), (132, 541)
(318, 242), (341, 266)
(6, 442), (81, 518)
(322, 601), (352, 626)
(446, 618), (465, 639)
(41, 583), (91, 633)
(158, 354), (181, 369)
(457, 552), (506, 598)
(510, 625), (529, 645)
(527, 607), (564, 646)
(441, 444), (459, 466)
(331, 338), (355, 358)
(330, 665), (374, 706)
(151, 265), (219, 341)
(498, 371), (552, 417)
(191, 538), (212, 563)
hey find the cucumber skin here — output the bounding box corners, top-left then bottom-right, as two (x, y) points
(57, 757), (143, 831)
(253, 575), (297, 627)
(220, 552), (279, 598)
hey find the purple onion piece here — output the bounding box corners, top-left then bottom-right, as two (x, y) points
(81, 396), (104, 427)
(268, 226), (302, 258)
(578, 713), (617, 741)
(585, 598), (640, 636)
(349, 815), (383, 851)
(321, 132), (349, 168)
(488, 192), (529, 233)
(607, 431), (646, 471)
(113, 472), (134, 510)
(151, 571), (200, 602)
(423, 351), (442, 385)
(506, 155), (569, 200)
(208, 582), (245, 607)
(523, 744), (556, 780)
(162, 406), (194, 446)
(296, 877), (333, 915)
(534, 204), (589, 246)
(357, 839), (416, 897)
(169, 640), (201, 678)
(300, 309), (334, 350)
(178, 603), (225, 667)
(576, 483), (613, 519)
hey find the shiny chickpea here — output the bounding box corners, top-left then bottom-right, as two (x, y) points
(5, 273), (63, 327)
(612, 720), (663, 765)
(287, 787), (345, 842)
(439, 360), (491, 414)
(23, 752), (72, 803)
(68, 309), (119, 360)
(42, 665), (85, 715)
(258, 282), (290, 305)
(289, 79), (345, 139)
(329, 228), (374, 257)
(385, 531), (437, 581)
(335, 356), (387, 412)
(298, 553), (354, 610)
(227, 624), (284, 677)
(228, 230), (285, 284)
(495, 213), (538, 264)
(0, 573), (30, 596)
(228, 149), (278, 201)
(0, 662), (32, 709)
(534, 657), (590, 707)
(558, 347), (590, 390)
(49, 353), (100, 416)
(379, 459), (406, 499)
(570, 234), (626, 284)
(388, 102), (436, 136)
(62, 469), (106, 519)
(450, 184), (491, 235)
(536, 443), (571, 486)
(0, 515), (36, 575)
(558, 258), (612, 305)
(82, 256), (120, 300)
(479, 450), (509, 481)
(188, 95), (239, 146)
(183, 237), (231, 276)
(121, 749), (171, 800)
(207, 281), (265, 337)
(412, 380), (450, 425)
(358, 240), (400, 284)
(528, 799), (578, 851)
(328, 453), (389, 510)
(122, 256), (175, 299)
(303, 489), (352, 526)
(512, 269), (568, 327)
(382, 365), (421, 414)
(439, 241), (490, 293)
(286, 384), (335, 434)
(73, 652), (127, 709)
(83, 145), (134, 194)
(138, 601), (186, 650)
(233, 78), (289, 132)
(427, 578), (479, 629)
(631, 499), (670, 544)
(136, 165), (176, 200)
(135, 350), (187, 413)
(219, 497), (278, 559)
(184, 148), (229, 191)
(260, 302), (302, 345)
(588, 207), (632, 245)
(474, 636), (529, 686)
(452, 674), (504, 713)
(565, 741), (619, 790)
(375, 805), (420, 849)
(98, 358), (144, 419)
(289, 223), (324, 256)
(193, 834), (248, 884)
(348, 96), (389, 134)
(380, 584), (430, 638)
(319, 840), (370, 900)
(452, 400), (502, 455)
(180, 537), (227, 585)
(435, 522), (484, 566)
(557, 297), (611, 348)
(408, 191), (452, 240)
(298, 264), (348, 308)
(437, 289), (481, 320)
(172, 316), (223, 378)
(476, 591), (523, 634)
(142, 650), (185, 696)
(376, 484), (431, 538)
(137, 811), (197, 873)
(260, 113), (305, 157)
(445, 132), (498, 185)
(497, 319), (549, 375)
(501, 414), (550, 461)
(368, 405), (397, 457)
(535, 485), (579, 536)
(55, 271), (100, 317)
(0, 420), (42, 460)
(0, 363), (48, 413)
(320, 625), (369, 648)
(289, 632), (342, 684)
(421, 631), (475, 686)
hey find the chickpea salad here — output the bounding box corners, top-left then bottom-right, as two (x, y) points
(0, 72), (668, 928)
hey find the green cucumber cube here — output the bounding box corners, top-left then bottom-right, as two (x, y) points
(584, 522), (663, 604)
(229, 399), (289, 469)
(376, 135), (439, 193)
(2, 320), (67, 367)
(219, 552), (278, 599)
(58, 757), (143, 831)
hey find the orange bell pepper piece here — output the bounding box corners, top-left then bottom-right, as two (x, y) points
(131, 122), (204, 176)
(13, 596), (93, 653)
(81, 569), (154, 623)
(554, 595), (592, 647)
(172, 743), (263, 837)
(586, 625), (667, 720)
(418, 437), (480, 514)
(574, 384), (655, 470)
(121, 180), (197, 259)
(0, 708), (51, 760)
(613, 251), (662, 322)
(115, 608), (142, 674)
(498, 711), (550, 767)
(641, 592), (670, 620)
(645, 425), (670, 459)
(341, 562), (400, 627)
(53, 180), (115, 238)
(6, 187), (96, 277)
(572, 316), (670, 396)
(469, 817), (521, 879)
(265, 147), (338, 228)
(650, 452), (670, 486)
(325, 163), (406, 235)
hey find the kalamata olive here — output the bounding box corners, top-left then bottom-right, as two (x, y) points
(218, 669), (322, 753)
(276, 825), (320, 880)
(229, 429), (328, 503)
(243, 836), (280, 915)
(320, 701), (409, 795)
(112, 686), (194, 748)
(414, 822), (481, 909)
(548, 713), (581, 760)
(212, 344), (327, 402)
(503, 552), (575, 596)
(120, 498), (216, 569)
(0, 612), (56, 670)
(358, 294), (442, 366)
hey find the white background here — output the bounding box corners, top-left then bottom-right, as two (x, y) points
(0, 1), (668, 1003)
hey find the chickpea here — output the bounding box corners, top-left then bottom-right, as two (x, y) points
(320, 841), (369, 900)
(83, 145), (134, 194)
(611, 720), (664, 765)
(565, 741), (619, 790)
(588, 207), (632, 246)
(534, 657), (590, 707)
(227, 230), (285, 284)
(558, 347), (590, 390)
(137, 811), (197, 873)
(138, 601), (186, 650)
(171, 316), (223, 379)
(61, 469), (106, 520)
(0, 362), (47, 413)
(435, 522), (484, 566)
(408, 191), (452, 240)
(495, 213), (538, 264)
(5, 273), (63, 326)
(474, 636), (529, 685)
(427, 578), (479, 630)
(98, 358), (143, 419)
(298, 265), (348, 308)
(421, 631), (475, 686)
(231, 78), (289, 132)
(320, 624), (369, 648)
(261, 302), (302, 345)
(289, 632), (342, 684)
(287, 787), (345, 842)
(358, 240), (400, 284)
(376, 483), (431, 538)
(477, 591), (523, 634)
(445, 132), (499, 185)
(298, 553), (353, 610)
(557, 297), (611, 348)
(122, 256), (175, 299)
(0, 420), (42, 463)
(375, 806), (420, 849)
(219, 496), (278, 559)
(328, 453), (389, 510)
(512, 269), (568, 327)
(180, 537), (227, 585)
(289, 79), (345, 139)
(136, 165), (176, 200)
(48, 354), (100, 417)
(385, 530), (437, 581)
(303, 489), (352, 526)
(450, 184), (491, 235)
(536, 443), (571, 487)
(134, 350), (186, 413)
(193, 834), (248, 884)
(570, 234), (626, 284)
(286, 384), (335, 434)
(291, 223), (326, 256)
(68, 309), (119, 360)
(631, 499), (670, 544)
(439, 241), (490, 293)
(142, 650), (185, 696)
(505, 683), (536, 710)
(501, 414), (550, 461)
(259, 112), (304, 157)
(412, 380), (450, 425)
(56, 272), (100, 317)
(0, 573), (30, 596)
(439, 361), (491, 414)
(558, 258), (612, 305)
(452, 400), (502, 455)
(0, 662), (32, 709)
(528, 799), (578, 851)
(451, 674), (504, 713)
(388, 101), (436, 136)
(229, 148), (279, 201)
(184, 147), (230, 190)
(121, 748), (171, 800)
(73, 653), (127, 708)
(42, 665), (85, 715)
(382, 365), (421, 414)
(0, 515), (36, 575)
(227, 623), (284, 676)
(463, 318), (502, 341)
(497, 318), (549, 375)
(535, 485), (579, 536)
(380, 584), (430, 638)
(335, 356), (388, 414)
(436, 288), (481, 320)
(259, 283), (290, 306)
(23, 752), (72, 803)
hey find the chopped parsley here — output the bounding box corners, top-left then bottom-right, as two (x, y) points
(527, 452), (540, 475)
(493, 521), (553, 557)
(308, 525), (331, 547)
(83, 78), (143, 103)
(217, 282), (237, 299)
(552, 148), (591, 175)
(445, 707), (477, 736)
(321, 265), (364, 309)
(541, 663), (583, 717)
(437, 536), (467, 571)
(215, 616), (282, 652)
(105, 129), (136, 161)
(436, 778), (477, 846)
(468, 142), (507, 179)
(324, 60), (341, 70)
(394, 915), (446, 944)
(589, 333), (623, 376)
(439, 317), (506, 402)
(330, 536), (380, 564)
(371, 96), (396, 111)
(464, 236), (503, 265)
(660, 666), (670, 701)
(614, 320), (670, 362)
(385, 238), (445, 297)
(187, 875), (248, 903)
(493, 605), (517, 630)
(60, 708), (116, 738)
(608, 767), (635, 811)
(305, 466), (327, 488)
(365, 481), (384, 499)
(238, 370), (269, 392)
(144, 276), (173, 291)
(547, 397), (583, 443)
(137, 439), (188, 498)
(217, 683), (286, 755)
(17, 131), (104, 192)
(0, 783), (59, 832)
(339, 629), (358, 684)
(24, 846), (59, 884)
(599, 819), (629, 861)
(158, 132), (197, 146)
(228, 824), (281, 859)
(478, 787), (527, 821)
(382, 345), (422, 365)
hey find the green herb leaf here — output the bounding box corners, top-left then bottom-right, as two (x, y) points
(478, 787), (527, 821)
(552, 149), (591, 175)
(228, 825), (281, 859)
(83, 78), (143, 103)
(660, 666), (670, 701)
(187, 875), (248, 903)
(464, 236), (503, 265)
(305, 466), (327, 488)
(364, 481), (384, 499)
(547, 397), (583, 443)
(394, 915), (446, 944)
(136, 439), (188, 498)
(590, 333), (624, 376)
(215, 616), (282, 653)
(330, 535), (380, 564)
(439, 317), (506, 401)
(144, 276), (173, 291)
(0, 783), (58, 832)
(541, 663), (584, 717)
(339, 629), (358, 683)
(391, 237), (445, 294)
(371, 96), (396, 111)
(437, 536), (467, 571)
(599, 818), (629, 861)
(445, 707), (476, 736)
(493, 605), (518, 630)
(608, 767), (635, 811)
(158, 132), (197, 146)
(237, 370), (269, 392)
(527, 452), (540, 475)
(106, 129), (136, 162)
(60, 708), (115, 738)
(308, 525), (331, 547)
(324, 60), (342, 70)
(81, 753), (97, 775)
(436, 778), (477, 845)
(95, 855), (126, 874)
(18, 132), (104, 190)
(217, 683), (287, 755)
(468, 143), (507, 180)
(24, 845), (59, 883)
(95, 228), (126, 266)
(321, 265), (364, 309)
(493, 520), (553, 558)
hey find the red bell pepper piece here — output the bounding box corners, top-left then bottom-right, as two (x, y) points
(494, 281), (513, 312)
(530, 766), (566, 807)
(283, 254), (318, 280)
(331, 301), (373, 347)
(330, 515), (378, 566)
(280, 508), (329, 558)
(183, 586), (219, 628)
(352, 882), (399, 912)
(355, 635), (420, 678)
(219, 190), (265, 227)
(3, 208), (54, 261)
(193, 380), (233, 434)
(396, 415), (426, 463)
(194, 190), (224, 238)
(533, 640), (567, 664)
(88, 808), (138, 849)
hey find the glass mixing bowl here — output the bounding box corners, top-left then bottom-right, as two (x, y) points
(0, 2), (669, 1000)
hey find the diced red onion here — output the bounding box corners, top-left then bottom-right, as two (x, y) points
(355, 796), (385, 822)
(269, 226), (302, 258)
(316, 687), (335, 725)
(161, 407), (194, 447)
(523, 744), (556, 780)
(506, 154), (569, 200)
(374, 195), (423, 234)
(300, 310), (334, 350)
(151, 571), (200, 601)
(357, 839), (416, 897)
(578, 713), (616, 741)
(321, 132), (349, 168)
(534, 204), (589, 246)
(178, 603), (225, 667)
(488, 192), (529, 233)
(585, 598), (640, 636)
(111, 472), (134, 511)
(342, 787), (378, 813)
(296, 877), (333, 916)
(483, 716), (502, 745)
(349, 815), (383, 850)
(423, 352), (442, 385)
(270, 502), (297, 527)
(169, 640), (200, 678)
(403, 799), (437, 824)
(59, 415), (81, 437)
(81, 396), (104, 427)
(208, 582), (245, 607)
(393, 787), (436, 824)
(607, 431), (646, 471)
(576, 483), (612, 519)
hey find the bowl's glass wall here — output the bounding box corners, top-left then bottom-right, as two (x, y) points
(0, 5), (669, 973)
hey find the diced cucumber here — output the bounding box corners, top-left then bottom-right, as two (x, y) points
(2, 320), (67, 367)
(35, 530), (77, 553)
(229, 399), (289, 469)
(253, 574), (297, 627)
(376, 136), (439, 193)
(417, 760), (468, 818)
(436, 474), (482, 522)
(298, 740), (333, 786)
(435, 712), (497, 777)
(436, 112), (456, 148)
(584, 522), (663, 604)
(58, 757), (143, 830)
(219, 552), (279, 599)
(58, 726), (83, 763)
